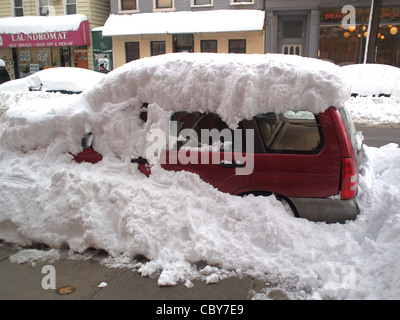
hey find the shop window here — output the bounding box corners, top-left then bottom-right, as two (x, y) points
(125, 42), (140, 63)
(229, 39), (246, 54)
(14, 0), (24, 16)
(201, 40), (217, 53)
(319, 7), (400, 67)
(151, 41), (166, 56)
(120, 0), (137, 11)
(66, 0), (77, 15)
(155, 0), (173, 9)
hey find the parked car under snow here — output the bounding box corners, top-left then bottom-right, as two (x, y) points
(0, 67), (106, 94)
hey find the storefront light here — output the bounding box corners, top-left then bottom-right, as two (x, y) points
(344, 31), (350, 38)
(390, 26), (398, 35)
(348, 26), (356, 32)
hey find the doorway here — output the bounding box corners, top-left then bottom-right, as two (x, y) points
(278, 15), (307, 56)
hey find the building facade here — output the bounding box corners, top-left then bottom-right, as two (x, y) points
(105, 0), (266, 69)
(0, 0), (110, 79)
(105, 0), (400, 69)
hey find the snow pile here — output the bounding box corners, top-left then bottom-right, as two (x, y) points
(103, 10), (265, 36)
(345, 95), (400, 126)
(0, 14), (87, 34)
(341, 63), (400, 97)
(1, 53), (400, 299)
(0, 67), (106, 93)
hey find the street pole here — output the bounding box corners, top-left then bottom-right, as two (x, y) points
(364, 0), (383, 63)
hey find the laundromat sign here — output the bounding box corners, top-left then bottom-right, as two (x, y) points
(0, 20), (90, 48)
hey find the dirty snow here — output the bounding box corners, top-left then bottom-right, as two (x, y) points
(0, 54), (400, 300)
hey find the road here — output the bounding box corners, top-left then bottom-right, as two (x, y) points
(356, 125), (400, 148)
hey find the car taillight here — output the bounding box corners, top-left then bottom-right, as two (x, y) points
(341, 157), (358, 200)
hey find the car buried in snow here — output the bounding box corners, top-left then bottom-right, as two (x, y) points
(68, 53), (362, 224)
(0, 67), (106, 94)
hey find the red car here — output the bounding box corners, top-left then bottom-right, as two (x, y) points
(74, 105), (361, 224)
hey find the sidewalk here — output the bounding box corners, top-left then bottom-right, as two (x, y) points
(0, 243), (275, 300)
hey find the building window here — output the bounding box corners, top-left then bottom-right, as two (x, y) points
(66, 0), (77, 15)
(155, 0), (173, 9)
(192, 0), (212, 6)
(120, 0), (137, 11)
(125, 42), (140, 63)
(319, 7), (400, 67)
(151, 41), (166, 56)
(230, 0), (254, 5)
(38, 0), (49, 16)
(229, 39), (246, 53)
(13, 0), (24, 16)
(201, 40), (217, 53)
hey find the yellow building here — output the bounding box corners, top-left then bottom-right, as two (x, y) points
(0, 0), (110, 79)
(103, 10), (265, 69)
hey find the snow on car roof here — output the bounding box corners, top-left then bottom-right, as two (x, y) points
(341, 63), (400, 97)
(80, 53), (350, 128)
(0, 67), (106, 93)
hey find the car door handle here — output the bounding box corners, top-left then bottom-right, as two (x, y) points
(219, 161), (246, 168)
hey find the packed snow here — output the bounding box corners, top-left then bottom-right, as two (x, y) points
(0, 54), (400, 300)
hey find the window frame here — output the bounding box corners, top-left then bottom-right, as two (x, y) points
(229, 39), (246, 54)
(153, 0), (175, 11)
(191, 0), (213, 8)
(118, 0), (139, 13)
(230, 0), (254, 6)
(151, 41), (166, 56)
(13, 0), (24, 16)
(125, 42), (140, 63)
(201, 40), (218, 53)
(65, 0), (77, 15)
(38, 0), (50, 16)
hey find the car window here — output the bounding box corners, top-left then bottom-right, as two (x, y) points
(338, 107), (358, 154)
(255, 111), (324, 154)
(171, 112), (239, 152)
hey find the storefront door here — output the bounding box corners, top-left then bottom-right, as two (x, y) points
(278, 15), (307, 56)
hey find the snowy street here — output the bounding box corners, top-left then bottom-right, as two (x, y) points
(0, 54), (400, 300)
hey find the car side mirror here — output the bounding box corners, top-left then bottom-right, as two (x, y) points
(81, 132), (94, 149)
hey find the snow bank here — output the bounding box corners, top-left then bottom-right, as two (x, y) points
(341, 63), (400, 97)
(345, 95), (400, 126)
(1, 143), (400, 299)
(0, 67), (106, 93)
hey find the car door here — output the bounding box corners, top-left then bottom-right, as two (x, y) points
(160, 112), (252, 195)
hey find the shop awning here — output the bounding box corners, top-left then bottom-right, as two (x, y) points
(0, 14), (90, 48)
(102, 10), (265, 36)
